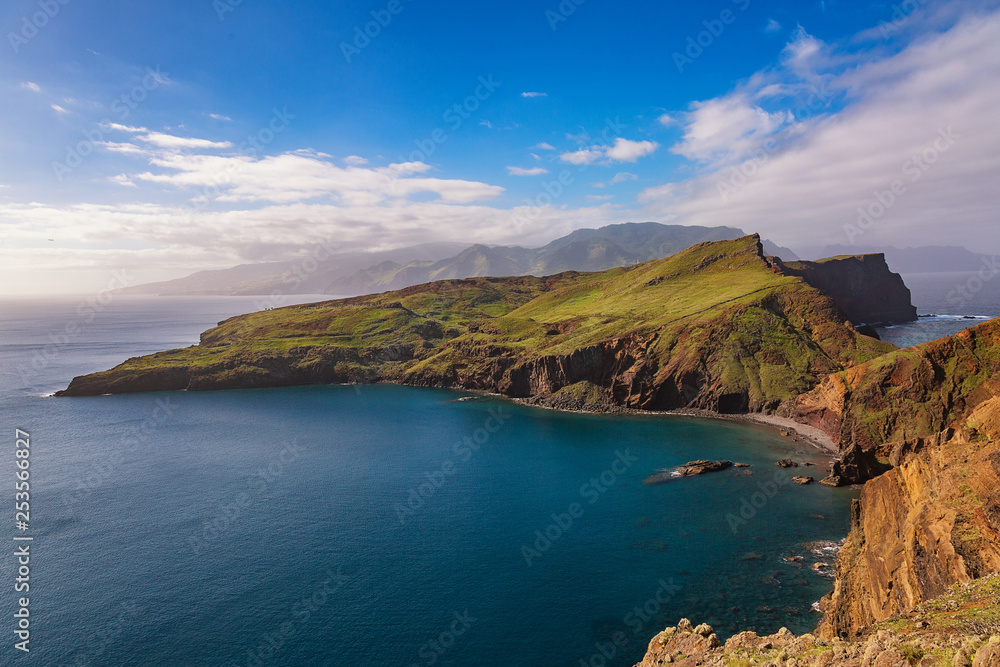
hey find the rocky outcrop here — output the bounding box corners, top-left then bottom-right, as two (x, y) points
(642, 460), (733, 484)
(776, 255), (918, 325)
(636, 609), (1000, 666)
(786, 319), (1000, 485)
(820, 412), (1000, 639)
(778, 319), (1000, 638)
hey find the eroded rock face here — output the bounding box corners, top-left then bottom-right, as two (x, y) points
(775, 254), (918, 325)
(786, 319), (1000, 485)
(820, 433), (1000, 639)
(793, 319), (1000, 638)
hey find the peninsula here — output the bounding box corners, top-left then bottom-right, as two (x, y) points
(57, 234), (1000, 663)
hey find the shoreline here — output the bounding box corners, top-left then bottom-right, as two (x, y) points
(500, 393), (840, 460)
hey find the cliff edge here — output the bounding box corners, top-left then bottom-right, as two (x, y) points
(776, 254), (918, 325)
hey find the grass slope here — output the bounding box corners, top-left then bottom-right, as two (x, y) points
(58, 235), (893, 409)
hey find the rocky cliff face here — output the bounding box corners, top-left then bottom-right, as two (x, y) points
(779, 319), (1000, 639)
(777, 255), (918, 325)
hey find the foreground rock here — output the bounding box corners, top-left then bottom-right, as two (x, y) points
(636, 576), (1000, 665)
(783, 319), (1000, 638)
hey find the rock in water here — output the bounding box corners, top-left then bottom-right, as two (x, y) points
(642, 460), (733, 485)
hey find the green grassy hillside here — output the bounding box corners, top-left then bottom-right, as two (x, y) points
(58, 235), (893, 409)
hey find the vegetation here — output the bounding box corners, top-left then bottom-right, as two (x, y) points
(58, 235), (896, 405)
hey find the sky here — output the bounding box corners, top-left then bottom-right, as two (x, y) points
(1, 0), (999, 294)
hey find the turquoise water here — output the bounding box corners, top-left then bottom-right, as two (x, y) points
(0, 298), (856, 666)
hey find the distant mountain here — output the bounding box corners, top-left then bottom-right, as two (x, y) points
(120, 223), (798, 297)
(816, 244), (990, 273)
(327, 223), (799, 294)
(116, 243), (471, 296)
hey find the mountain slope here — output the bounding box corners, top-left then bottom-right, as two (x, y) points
(58, 235), (889, 409)
(115, 242), (471, 296)
(321, 223), (799, 294)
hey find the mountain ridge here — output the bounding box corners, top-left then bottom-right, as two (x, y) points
(116, 223), (798, 297)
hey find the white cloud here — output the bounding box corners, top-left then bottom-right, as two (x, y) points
(343, 155), (368, 166)
(208, 113), (232, 121)
(606, 138), (659, 162)
(657, 113), (676, 126)
(560, 148), (605, 166)
(671, 94), (787, 166)
(20, 82), (40, 93)
(104, 138), (503, 205)
(138, 131), (233, 149)
(765, 19), (782, 33)
(561, 139), (659, 165)
(106, 123), (148, 133)
(479, 119), (493, 129)
(638, 8), (1000, 252)
(533, 142), (556, 150)
(521, 92), (548, 98)
(587, 194), (614, 202)
(51, 104), (70, 114)
(507, 166), (549, 176)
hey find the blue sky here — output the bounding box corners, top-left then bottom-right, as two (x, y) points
(2, 0), (999, 293)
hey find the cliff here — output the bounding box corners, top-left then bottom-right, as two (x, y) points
(777, 254), (918, 325)
(57, 236), (895, 407)
(777, 319), (1000, 639)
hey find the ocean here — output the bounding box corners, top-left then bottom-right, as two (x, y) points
(875, 271), (1000, 348)
(0, 295), (856, 666)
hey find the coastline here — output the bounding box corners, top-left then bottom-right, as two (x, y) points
(501, 393), (840, 460)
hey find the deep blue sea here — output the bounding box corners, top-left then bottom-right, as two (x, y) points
(875, 271), (1000, 348)
(0, 295), (859, 666)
